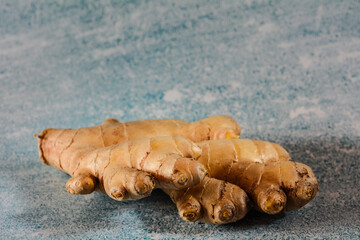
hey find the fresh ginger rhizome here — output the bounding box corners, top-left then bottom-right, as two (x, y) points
(37, 115), (317, 225)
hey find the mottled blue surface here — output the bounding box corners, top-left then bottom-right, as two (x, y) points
(1, 1), (359, 239)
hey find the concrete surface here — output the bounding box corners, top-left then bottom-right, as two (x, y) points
(1, 1), (359, 239)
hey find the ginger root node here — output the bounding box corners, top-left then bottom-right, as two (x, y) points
(111, 189), (127, 200)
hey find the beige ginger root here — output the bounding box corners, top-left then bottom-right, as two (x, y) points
(36, 116), (317, 224)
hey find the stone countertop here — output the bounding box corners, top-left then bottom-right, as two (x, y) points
(1, 1), (359, 239)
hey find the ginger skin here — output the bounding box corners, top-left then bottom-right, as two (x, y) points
(36, 115), (318, 224)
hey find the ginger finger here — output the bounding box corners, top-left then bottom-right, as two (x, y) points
(229, 161), (286, 214)
(184, 115), (241, 141)
(253, 185), (287, 214)
(251, 161), (317, 213)
(166, 189), (202, 222)
(66, 175), (97, 195)
(196, 139), (318, 213)
(103, 166), (155, 201)
(165, 177), (250, 225)
(252, 162), (286, 214)
(101, 118), (121, 125)
(155, 155), (207, 189)
(280, 162), (318, 210)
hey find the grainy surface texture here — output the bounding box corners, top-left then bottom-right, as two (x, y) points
(1, 0), (359, 239)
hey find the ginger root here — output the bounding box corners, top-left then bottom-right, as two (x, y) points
(36, 115), (317, 224)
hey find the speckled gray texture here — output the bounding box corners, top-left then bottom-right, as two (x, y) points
(1, 0), (359, 239)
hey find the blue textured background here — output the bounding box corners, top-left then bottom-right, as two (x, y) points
(1, 1), (359, 239)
